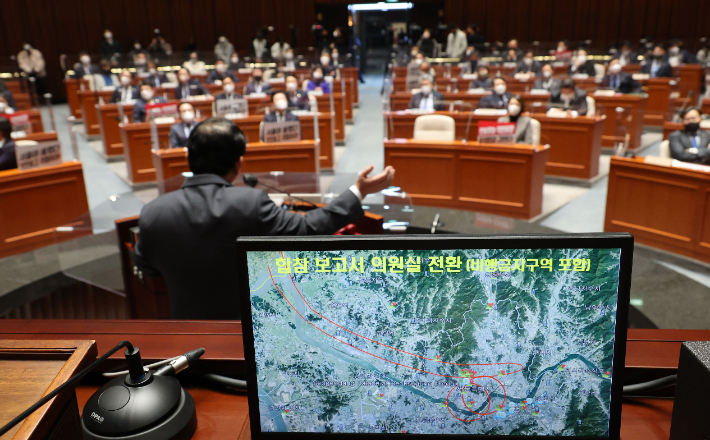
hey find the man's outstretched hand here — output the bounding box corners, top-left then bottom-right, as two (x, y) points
(354, 165), (395, 197)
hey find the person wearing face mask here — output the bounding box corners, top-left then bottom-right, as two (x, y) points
(696, 40), (710, 64)
(271, 37), (291, 61)
(613, 41), (638, 66)
(0, 118), (17, 172)
(99, 30), (122, 61)
(515, 51), (542, 75)
(318, 53), (336, 76)
(214, 77), (243, 101)
(93, 60), (120, 91)
(459, 46), (479, 74)
(169, 103), (198, 148)
(17, 42), (47, 97)
(599, 59), (640, 94)
(148, 29), (173, 58)
(640, 45), (673, 78)
(504, 49), (518, 63)
(283, 49), (297, 71)
(261, 92), (301, 140)
(667, 39), (699, 66)
(409, 53), (426, 69)
(244, 69), (273, 95)
(416, 29), (437, 58)
(284, 75), (309, 110)
(408, 75), (445, 111)
(110, 70), (137, 103)
(507, 39), (523, 59)
(132, 83), (167, 122)
(548, 78), (588, 116)
(73, 51), (98, 78)
(0, 81), (17, 112)
(253, 30), (268, 60)
(478, 78), (513, 109)
(144, 62), (169, 88)
(207, 60), (237, 85)
(497, 96), (536, 144)
(305, 67), (331, 94)
(128, 40), (150, 63)
(470, 66), (494, 90)
(0, 97), (14, 115)
(532, 64), (561, 94)
(466, 24), (485, 52)
(214, 35), (235, 63)
(668, 108), (710, 164)
(133, 53), (149, 74)
(229, 53), (245, 71)
(175, 68), (208, 100)
(568, 49), (596, 76)
(551, 40), (572, 60)
(445, 23), (468, 60)
(183, 52), (207, 75)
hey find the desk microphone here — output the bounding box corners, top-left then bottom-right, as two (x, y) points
(242, 173), (318, 209)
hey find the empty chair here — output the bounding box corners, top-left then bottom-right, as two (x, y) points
(413, 114), (455, 141)
(658, 139), (671, 158)
(529, 118), (541, 145)
(586, 95), (596, 116)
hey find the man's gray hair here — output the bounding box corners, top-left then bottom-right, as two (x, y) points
(420, 74), (434, 83)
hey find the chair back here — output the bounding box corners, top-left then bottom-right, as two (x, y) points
(413, 114), (456, 141)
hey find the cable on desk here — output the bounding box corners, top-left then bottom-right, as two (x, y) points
(102, 356), (181, 377)
(201, 373), (248, 390)
(622, 374), (677, 395)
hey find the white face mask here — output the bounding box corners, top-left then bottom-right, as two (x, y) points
(313, 71), (323, 79)
(285, 52), (294, 60)
(141, 90), (154, 101)
(333, 31), (340, 38)
(609, 64), (622, 74)
(181, 111), (195, 122)
(190, 57), (198, 63)
(216, 64), (226, 73)
(286, 82), (297, 91)
(135, 59), (146, 65)
(320, 56), (330, 65)
(577, 55), (587, 64)
(179, 75), (190, 83)
(105, 33), (112, 40)
(120, 76), (132, 86)
(0, 102), (6, 113)
(561, 92), (575, 101)
(223, 84), (235, 93)
(524, 57), (533, 65)
(149, 68), (157, 75)
(134, 43), (141, 50)
(275, 100), (288, 110)
(231, 57), (239, 64)
(332, 53), (339, 60)
(415, 58), (423, 65)
(23, 44), (31, 51)
(508, 104), (521, 116)
(80, 56), (91, 64)
(420, 85), (432, 95)
(669, 47), (679, 55)
(542, 70), (552, 78)
(557, 45), (565, 52)
(494, 84), (507, 95)
(219, 37), (227, 43)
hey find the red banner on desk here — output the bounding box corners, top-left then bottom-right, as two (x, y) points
(2, 111), (32, 133)
(477, 121), (515, 144)
(145, 102), (179, 120)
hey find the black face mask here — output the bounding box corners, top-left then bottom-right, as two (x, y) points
(253, 76), (262, 82)
(684, 122), (700, 132)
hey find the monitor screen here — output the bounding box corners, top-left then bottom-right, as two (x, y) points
(238, 235), (632, 439)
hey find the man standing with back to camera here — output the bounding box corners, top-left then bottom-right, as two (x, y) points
(133, 117), (395, 320)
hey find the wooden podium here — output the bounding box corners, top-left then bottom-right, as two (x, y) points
(593, 94), (647, 152)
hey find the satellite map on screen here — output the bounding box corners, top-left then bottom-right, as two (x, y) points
(247, 248), (622, 436)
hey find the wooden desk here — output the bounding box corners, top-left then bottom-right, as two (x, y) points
(662, 121), (683, 140)
(11, 109), (44, 135)
(388, 91), (551, 112)
(677, 64), (704, 100)
(13, 93), (33, 111)
(384, 111), (603, 181)
(0, 161), (91, 259)
(384, 139), (549, 219)
(0, 322), (701, 440)
(77, 90), (112, 137)
(341, 67), (359, 104)
(604, 156), (710, 265)
(314, 93), (346, 142)
(64, 79), (88, 120)
(593, 94), (647, 151)
(637, 78), (674, 126)
(97, 103), (131, 157)
(4, 78), (24, 95)
(332, 80), (353, 122)
(120, 122), (171, 184)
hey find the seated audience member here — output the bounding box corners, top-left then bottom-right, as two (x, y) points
(319, 52), (336, 76)
(640, 45), (673, 78)
(169, 102), (198, 148)
(214, 77), (243, 101)
(599, 59), (640, 93)
(668, 108), (710, 164)
(408, 75), (445, 111)
(515, 51), (541, 75)
(183, 52), (206, 75)
(93, 60), (119, 89)
(283, 48), (297, 71)
(133, 83), (167, 122)
(229, 53), (245, 71)
(667, 39), (698, 66)
(504, 49), (518, 63)
(615, 41), (638, 66)
(207, 59), (237, 84)
(478, 77), (513, 109)
(409, 52), (425, 68)
(0, 96), (15, 114)
(144, 61), (169, 88)
(416, 29), (437, 58)
(244, 68), (272, 95)
(497, 95), (536, 144)
(697, 41), (710, 64)
(148, 31), (173, 57)
(134, 52), (149, 74)
(99, 29), (122, 61)
(132, 117), (395, 320)
(110, 70), (138, 103)
(215, 35), (234, 63)
(285, 75), (310, 110)
(568, 49), (596, 76)
(175, 68), (208, 99)
(418, 60), (436, 78)
(507, 39), (523, 59)
(459, 46), (479, 74)
(552, 40), (572, 60)
(549, 78), (588, 116)
(330, 48), (344, 67)
(533, 64), (561, 94)
(305, 67), (331, 94)
(73, 51), (98, 78)
(271, 37), (290, 61)
(469, 65), (494, 90)
(0, 117), (17, 171)
(128, 40), (150, 63)
(261, 91), (301, 140)
(0, 81), (17, 111)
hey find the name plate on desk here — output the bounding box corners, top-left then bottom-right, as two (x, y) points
(4, 111), (33, 134)
(477, 121), (515, 144)
(146, 102), (179, 120)
(262, 120), (301, 143)
(215, 98), (248, 117)
(15, 140), (63, 171)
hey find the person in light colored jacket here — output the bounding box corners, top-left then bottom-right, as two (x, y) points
(214, 35), (234, 63)
(18, 43), (46, 77)
(445, 24), (467, 59)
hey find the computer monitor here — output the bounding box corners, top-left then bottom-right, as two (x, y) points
(236, 234), (633, 439)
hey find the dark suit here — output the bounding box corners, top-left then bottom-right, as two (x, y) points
(0, 139), (17, 171)
(478, 92), (513, 109)
(132, 173), (364, 319)
(599, 73), (640, 94)
(244, 81), (272, 95)
(286, 90), (310, 110)
(613, 51), (638, 65)
(568, 60), (596, 77)
(549, 89), (588, 116)
(169, 121), (197, 148)
(514, 60), (542, 75)
(532, 77), (561, 94)
(174, 80), (208, 100)
(469, 77), (494, 90)
(668, 49), (699, 65)
(2, 90), (17, 110)
(214, 92), (244, 101)
(73, 63), (98, 78)
(640, 60), (673, 78)
(132, 96), (168, 122)
(408, 91), (446, 111)
(668, 129), (710, 164)
(144, 73), (169, 88)
(110, 86), (139, 104)
(206, 69), (237, 84)
(99, 39), (122, 60)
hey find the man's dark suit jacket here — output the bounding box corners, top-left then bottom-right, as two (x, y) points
(206, 69), (238, 84)
(668, 129), (710, 164)
(214, 92), (244, 101)
(73, 63), (98, 78)
(568, 60), (596, 77)
(478, 92), (513, 109)
(169, 121), (196, 148)
(110, 86), (138, 104)
(244, 81), (273, 95)
(532, 78), (561, 95)
(469, 77), (494, 90)
(261, 111), (301, 140)
(286, 91), (310, 110)
(132, 173), (364, 319)
(640, 60), (673, 78)
(144, 73), (169, 88)
(514, 60), (542, 75)
(599, 73), (641, 94)
(408, 91), (445, 111)
(132, 96), (167, 122)
(174, 80), (208, 100)
(0, 139), (17, 171)
(549, 88), (588, 115)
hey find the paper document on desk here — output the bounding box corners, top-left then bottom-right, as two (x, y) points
(672, 159), (710, 173)
(15, 140), (63, 171)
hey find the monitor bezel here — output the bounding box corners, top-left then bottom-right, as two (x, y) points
(236, 233), (633, 440)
